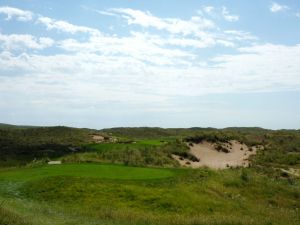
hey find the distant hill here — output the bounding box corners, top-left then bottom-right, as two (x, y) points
(1, 123), (299, 167)
(0, 125), (98, 166)
(0, 123), (38, 129)
(101, 127), (270, 139)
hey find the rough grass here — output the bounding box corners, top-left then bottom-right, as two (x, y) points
(0, 164), (299, 225)
(0, 206), (30, 225)
(62, 140), (187, 167)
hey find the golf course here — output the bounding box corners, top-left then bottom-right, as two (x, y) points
(0, 125), (299, 225)
(1, 1), (300, 224)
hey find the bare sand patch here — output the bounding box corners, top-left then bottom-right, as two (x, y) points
(91, 134), (106, 143)
(173, 140), (259, 169)
(48, 161), (62, 165)
(280, 168), (300, 177)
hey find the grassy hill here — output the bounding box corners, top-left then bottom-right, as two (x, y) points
(1, 124), (300, 168)
(0, 125), (96, 166)
(0, 123), (299, 225)
(0, 123), (38, 129)
(0, 163), (299, 225)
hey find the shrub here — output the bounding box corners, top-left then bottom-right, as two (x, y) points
(215, 144), (230, 153)
(240, 169), (249, 182)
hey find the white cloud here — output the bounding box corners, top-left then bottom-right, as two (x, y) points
(96, 8), (253, 49)
(58, 32), (195, 66)
(0, 5), (254, 54)
(211, 44), (300, 92)
(57, 29), (239, 64)
(0, 6), (101, 36)
(203, 6), (214, 14)
(216, 40), (235, 47)
(1, 43), (299, 98)
(1, 6), (296, 112)
(1, 42), (299, 129)
(270, 2), (289, 13)
(165, 36), (217, 48)
(296, 12), (300, 18)
(81, 5), (117, 17)
(107, 8), (215, 36)
(0, 5), (299, 128)
(224, 30), (258, 41)
(37, 16), (101, 35)
(0, 33), (54, 50)
(96, 10), (117, 17)
(0, 6), (32, 21)
(222, 7), (239, 22)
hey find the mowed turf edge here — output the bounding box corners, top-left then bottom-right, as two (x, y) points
(0, 163), (176, 181)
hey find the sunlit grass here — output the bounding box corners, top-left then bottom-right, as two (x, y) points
(0, 164), (299, 225)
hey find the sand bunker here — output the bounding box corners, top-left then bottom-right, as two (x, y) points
(173, 140), (260, 169)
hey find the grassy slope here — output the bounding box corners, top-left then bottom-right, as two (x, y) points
(102, 127), (300, 168)
(0, 164), (299, 225)
(0, 126), (96, 166)
(0, 164), (174, 181)
(0, 125), (300, 225)
(1, 124), (299, 167)
(0, 123), (38, 129)
(61, 140), (190, 167)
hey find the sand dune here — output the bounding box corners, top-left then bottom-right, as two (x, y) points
(173, 140), (260, 169)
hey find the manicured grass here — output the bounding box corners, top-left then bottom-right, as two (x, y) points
(0, 163), (175, 181)
(86, 140), (166, 152)
(135, 139), (167, 146)
(0, 164), (299, 225)
(86, 143), (130, 152)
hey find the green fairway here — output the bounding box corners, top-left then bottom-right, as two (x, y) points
(85, 139), (166, 152)
(0, 164), (299, 225)
(0, 163), (175, 181)
(135, 139), (167, 146)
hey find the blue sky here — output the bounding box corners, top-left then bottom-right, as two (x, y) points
(0, 0), (299, 129)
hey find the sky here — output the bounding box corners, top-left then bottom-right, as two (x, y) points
(0, 0), (300, 129)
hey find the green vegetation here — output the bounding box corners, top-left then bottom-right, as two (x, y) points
(2, 125), (299, 168)
(62, 140), (188, 167)
(0, 124), (299, 225)
(0, 164), (174, 181)
(0, 206), (30, 225)
(253, 131), (300, 168)
(0, 164), (299, 225)
(0, 123), (38, 129)
(0, 126), (95, 166)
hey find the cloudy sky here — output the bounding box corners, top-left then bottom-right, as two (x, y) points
(0, 0), (300, 129)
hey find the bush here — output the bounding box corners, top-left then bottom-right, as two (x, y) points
(240, 169), (249, 182)
(215, 144), (230, 153)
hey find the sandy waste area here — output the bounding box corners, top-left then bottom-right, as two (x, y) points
(173, 140), (262, 169)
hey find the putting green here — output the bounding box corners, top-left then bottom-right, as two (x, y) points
(0, 163), (175, 181)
